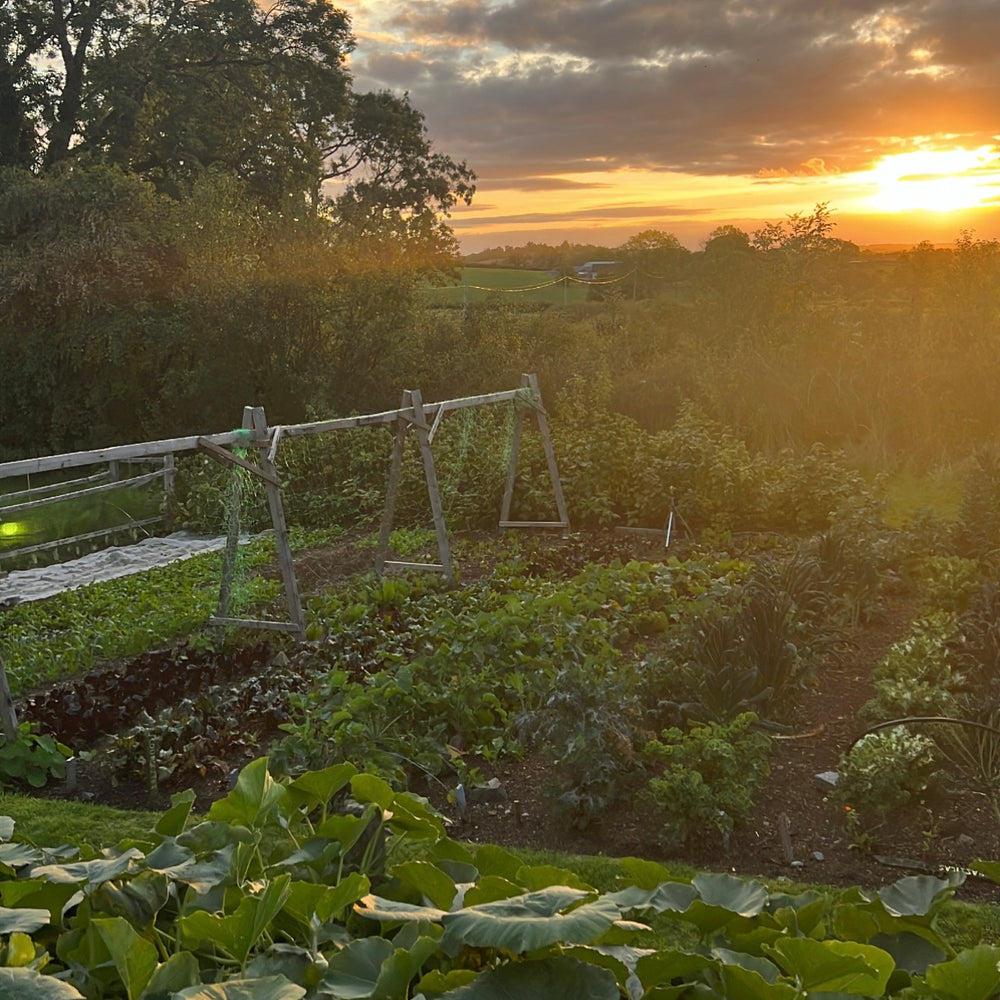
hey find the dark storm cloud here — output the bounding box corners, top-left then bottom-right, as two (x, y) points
(354, 0), (1000, 177)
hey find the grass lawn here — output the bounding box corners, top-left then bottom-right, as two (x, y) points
(0, 792), (160, 847)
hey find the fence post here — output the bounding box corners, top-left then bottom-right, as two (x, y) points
(163, 454), (175, 495)
(0, 654), (19, 744)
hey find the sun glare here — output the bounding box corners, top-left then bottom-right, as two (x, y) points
(867, 147), (1000, 213)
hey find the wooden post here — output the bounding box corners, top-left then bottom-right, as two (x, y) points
(376, 391), (455, 583)
(376, 402), (409, 576)
(410, 389), (454, 584)
(498, 375), (570, 533)
(526, 373), (570, 530)
(163, 453), (175, 495)
(250, 407), (305, 639)
(0, 654), (18, 744)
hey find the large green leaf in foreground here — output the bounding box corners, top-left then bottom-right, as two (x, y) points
(436, 956), (620, 1000)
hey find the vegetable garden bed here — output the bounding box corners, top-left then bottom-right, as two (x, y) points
(14, 531), (1000, 906)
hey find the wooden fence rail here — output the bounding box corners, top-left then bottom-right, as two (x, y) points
(0, 375), (569, 642)
(0, 455), (175, 564)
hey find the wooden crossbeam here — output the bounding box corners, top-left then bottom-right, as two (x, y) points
(208, 617), (303, 633)
(499, 521), (570, 529)
(197, 438), (280, 487)
(384, 560), (447, 573)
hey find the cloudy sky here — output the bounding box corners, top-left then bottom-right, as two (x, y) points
(347, 0), (1000, 251)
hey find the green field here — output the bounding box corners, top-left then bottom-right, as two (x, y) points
(424, 267), (603, 306)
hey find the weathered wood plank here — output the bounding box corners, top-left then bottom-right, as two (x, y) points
(207, 616), (303, 633)
(0, 430), (252, 479)
(276, 388), (529, 441)
(0, 469), (165, 516)
(498, 521), (570, 529)
(0, 516), (164, 561)
(383, 561), (447, 572)
(197, 437), (280, 487)
(411, 388), (455, 584)
(526, 372), (571, 531)
(0, 384), (537, 482)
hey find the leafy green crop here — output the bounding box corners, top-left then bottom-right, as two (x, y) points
(643, 712), (772, 849)
(0, 757), (995, 998)
(275, 556), (760, 814)
(0, 539), (279, 693)
(0, 723), (71, 789)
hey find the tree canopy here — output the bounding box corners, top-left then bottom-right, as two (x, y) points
(0, 0), (474, 225)
(0, 0), (478, 455)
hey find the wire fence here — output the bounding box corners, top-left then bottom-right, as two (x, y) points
(423, 269), (639, 306)
(423, 267), (692, 306)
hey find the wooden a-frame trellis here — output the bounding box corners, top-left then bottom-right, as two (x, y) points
(207, 374), (569, 639)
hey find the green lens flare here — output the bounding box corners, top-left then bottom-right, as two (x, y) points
(0, 521), (26, 538)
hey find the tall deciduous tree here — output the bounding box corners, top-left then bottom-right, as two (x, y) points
(0, 0), (477, 455)
(2, 0), (474, 223)
(616, 229), (691, 298)
(324, 89), (475, 263)
(0, 0), (53, 168)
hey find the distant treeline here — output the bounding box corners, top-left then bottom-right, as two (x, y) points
(2, 193), (999, 475)
(464, 241), (620, 271)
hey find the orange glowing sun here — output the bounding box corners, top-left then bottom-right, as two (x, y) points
(866, 147), (1000, 213)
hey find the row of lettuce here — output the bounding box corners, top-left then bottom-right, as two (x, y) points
(2, 757), (1000, 999)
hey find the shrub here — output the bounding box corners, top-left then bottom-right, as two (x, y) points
(762, 444), (876, 533)
(861, 613), (963, 722)
(836, 728), (940, 822)
(643, 712), (771, 849)
(953, 447), (1000, 561)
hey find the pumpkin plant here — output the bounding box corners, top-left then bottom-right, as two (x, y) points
(0, 758), (997, 998)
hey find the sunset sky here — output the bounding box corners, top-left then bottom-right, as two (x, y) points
(346, 0), (1000, 252)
